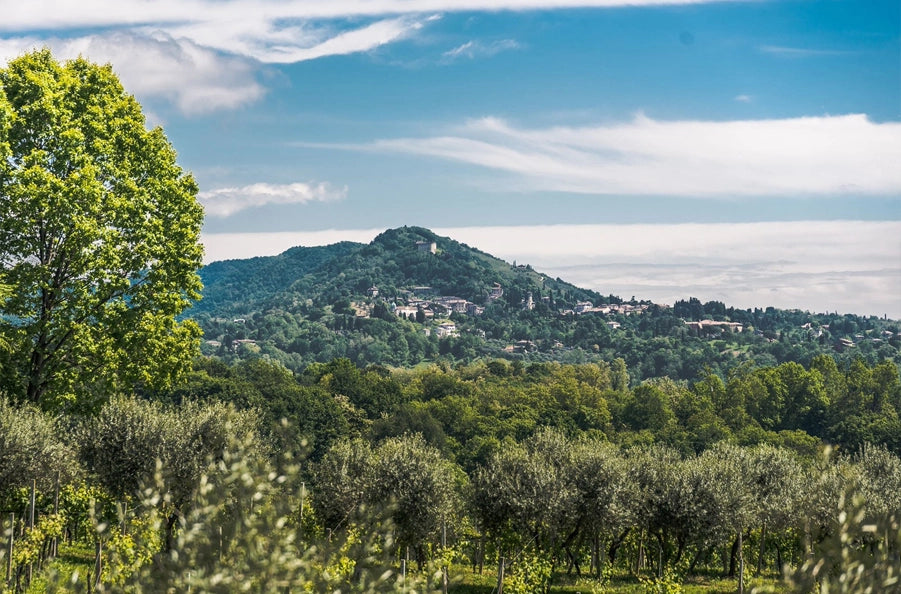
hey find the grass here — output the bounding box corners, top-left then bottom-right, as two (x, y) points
(446, 565), (791, 593)
(20, 542), (94, 593)
(12, 547), (792, 593)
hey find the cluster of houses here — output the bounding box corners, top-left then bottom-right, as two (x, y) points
(390, 287), (487, 320)
(684, 319), (745, 333)
(564, 301), (651, 316)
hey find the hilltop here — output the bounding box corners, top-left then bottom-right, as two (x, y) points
(190, 226), (900, 381)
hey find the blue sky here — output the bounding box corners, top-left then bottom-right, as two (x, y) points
(2, 0), (899, 316)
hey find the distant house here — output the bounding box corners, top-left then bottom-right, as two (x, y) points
(574, 301), (594, 314)
(435, 322), (458, 338)
(686, 320), (744, 333)
(435, 296), (469, 313)
(396, 305), (419, 318)
(488, 283), (504, 300)
(512, 340), (536, 353)
(523, 292), (535, 311)
(466, 303), (485, 316)
(367, 286), (379, 298)
(416, 241), (437, 254)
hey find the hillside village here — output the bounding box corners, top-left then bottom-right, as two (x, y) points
(196, 230), (900, 373)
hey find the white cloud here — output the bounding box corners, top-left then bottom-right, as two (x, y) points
(201, 221), (901, 317)
(0, 1), (759, 33)
(365, 114), (901, 197)
(442, 39), (520, 61)
(199, 182), (348, 217)
(0, 0), (748, 114)
(733, 94), (752, 103)
(0, 0), (756, 67)
(0, 33), (264, 115)
(759, 45), (854, 58)
(159, 14), (434, 64)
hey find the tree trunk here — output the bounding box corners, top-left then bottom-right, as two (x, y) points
(737, 529), (744, 594)
(756, 521), (766, 575)
(657, 534), (664, 579)
(165, 513), (179, 552)
(636, 529), (645, 576)
(609, 529), (629, 565)
(728, 535), (739, 577)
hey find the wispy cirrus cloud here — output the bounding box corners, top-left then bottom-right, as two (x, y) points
(356, 113), (901, 197)
(0, 0), (756, 114)
(158, 14), (438, 64)
(199, 182), (348, 217)
(442, 39), (521, 62)
(759, 45), (855, 58)
(0, 1), (760, 32)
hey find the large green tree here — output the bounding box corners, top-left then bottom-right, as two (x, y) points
(0, 50), (203, 410)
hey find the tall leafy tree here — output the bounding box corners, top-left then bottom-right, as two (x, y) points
(0, 50), (203, 410)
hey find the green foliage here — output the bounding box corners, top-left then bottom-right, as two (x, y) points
(187, 226), (901, 392)
(786, 494), (900, 593)
(639, 566), (684, 594)
(11, 513), (66, 566)
(313, 434), (461, 563)
(102, 512), (163, 587)
(0, 362), (898, 592)
(504, 550), (553, 594)
(0, 397), (78, 500)
(192, 242), (360, 316)
(76, 396), (262, 507)
(33, 432), (441, 593)
(0, 50), (203, 411)
(58, 482), (116, 542)
(369, 434), (461, 553)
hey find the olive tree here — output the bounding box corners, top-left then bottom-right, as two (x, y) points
(0, 50), (203, 411)
(370, 434), (461, 560)
(0, 397), (79, 500)
(76, 395), (263, 549)
(568, 439), (635, 576)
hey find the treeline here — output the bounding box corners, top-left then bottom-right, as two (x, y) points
(2, 355), (900, 591)
(164, 355), (901, 469)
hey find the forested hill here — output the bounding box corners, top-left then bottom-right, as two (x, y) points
(190, 226), (900, 382)
(191, 241), (361, 315)
(197, 226), (603, 313)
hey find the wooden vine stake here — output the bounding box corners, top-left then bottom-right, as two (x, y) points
(27, 479), (36, 587)
(5, 513), (13, 585)
(52, 472), (60, 558)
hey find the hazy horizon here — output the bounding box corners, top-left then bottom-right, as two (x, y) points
(201, 220), (901, 319)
